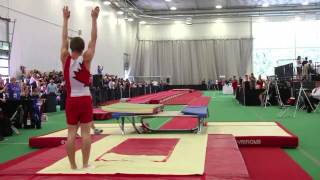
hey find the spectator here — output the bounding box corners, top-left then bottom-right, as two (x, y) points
(302, 60), (310, 81)
(305, 86), (320, 113)
(243, 75), (250, 90)
(231, 76), (238, 95)
(302, 57), (308, 66)
(308, 60), (315, 75)
(239, 76), (243, 87)
(249, 73), (256, 90)
(296, 56), (302, 79)
(97, 65), (103, 75)
(256, 75), (264, 90)
(47, 79), (58, 94)
(5, 77), (21, 101)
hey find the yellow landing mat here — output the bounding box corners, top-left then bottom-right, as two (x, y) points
(41, 124), (137, 137)
(40, 122), (289, 138)
(101, 103), (162, 114)
(38, 134), (208, 175)
(207, 122), (291, 137)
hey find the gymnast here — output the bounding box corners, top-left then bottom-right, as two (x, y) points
(60, 6), (99, 170)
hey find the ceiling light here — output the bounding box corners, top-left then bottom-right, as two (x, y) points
(103, 1), (111, 5)
(186, 21), (192, 25)
(165, 0), (172, 2)
(302, 1), (309, 5)
(216, 5), (223, 9)
(295, 16), (301, 21)
(262, 3), (269, 7)
(139, 21), (146, 24)
(128, 18), (134, 22)
(170, 6), (177, 10)
(117, 11), (124, 15)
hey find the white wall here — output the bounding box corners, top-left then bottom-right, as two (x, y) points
(0, 0), (137, 77)
(139, 21), (251, 40)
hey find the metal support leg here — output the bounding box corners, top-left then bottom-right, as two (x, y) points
(120, 117), (125, 135)
(294, 88), (302, 118)
(197, 118), (202, 134)
(131, 116), (141, 134)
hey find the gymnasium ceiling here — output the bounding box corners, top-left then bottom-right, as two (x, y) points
(129, 0), (320, 11)
(122, 0), (320, 18)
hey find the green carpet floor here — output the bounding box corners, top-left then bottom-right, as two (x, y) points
(0, 91), (319, 179)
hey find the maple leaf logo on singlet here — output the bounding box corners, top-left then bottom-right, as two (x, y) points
(73, 62), (91, 87)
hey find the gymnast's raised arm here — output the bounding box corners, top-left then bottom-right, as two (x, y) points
(61, 6), (70, 66)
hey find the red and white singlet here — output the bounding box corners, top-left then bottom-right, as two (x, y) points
(64, 55), (93, 125)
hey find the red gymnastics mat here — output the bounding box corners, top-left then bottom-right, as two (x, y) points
(207, 122), (299, 148)
(93, 108), (112, 120)
(163, 91), (203, 105)
(240, 147), (312, 180)
(161, 120), (299, 148)
(29, 121), (299, 148)
(159, 117), (199, 130)
(128, 90), (189, 104)
(0, 135), (251, 180)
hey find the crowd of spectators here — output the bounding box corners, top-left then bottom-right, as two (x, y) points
(0, 65), (168, 139)
(0, 65), (168, 105)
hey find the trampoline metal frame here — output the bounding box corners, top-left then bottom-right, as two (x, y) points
(117, 112), (203, 135)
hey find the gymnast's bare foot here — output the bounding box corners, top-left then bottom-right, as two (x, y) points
(83, 164), (95, 169)
(70, 164), (78, 170)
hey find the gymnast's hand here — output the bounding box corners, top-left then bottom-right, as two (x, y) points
(63, 6), (70, 20)
(91, 6), (100, 19)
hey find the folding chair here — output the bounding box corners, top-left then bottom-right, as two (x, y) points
(312, 101), (320, 113)
(278, 97), (296, 118)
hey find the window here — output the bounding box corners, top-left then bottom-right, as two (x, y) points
(0, 41), (9, 77)
(253, 19), (320, 76)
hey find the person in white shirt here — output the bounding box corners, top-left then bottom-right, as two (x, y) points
(311, 87), (320, 100)
(305, 87), (320, 113)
